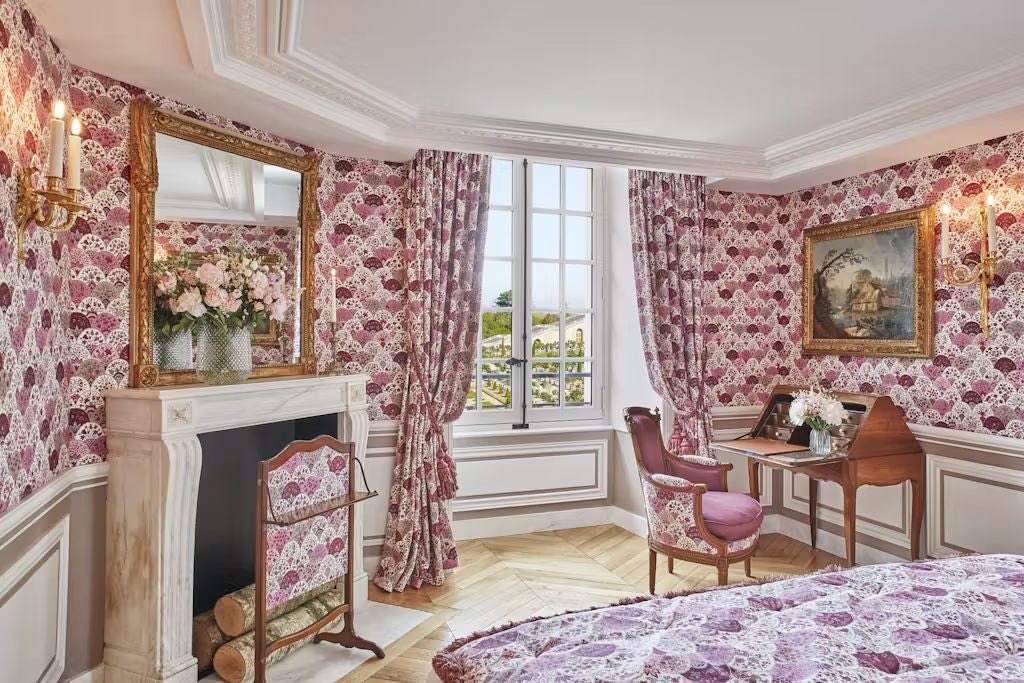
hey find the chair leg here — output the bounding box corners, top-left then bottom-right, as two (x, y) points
(649, 549), (657, 594)
(667, 556), (674, 574)
(717, 561), (729, 586)
(744, 557), (752, 578)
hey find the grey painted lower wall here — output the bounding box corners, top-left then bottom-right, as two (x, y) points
(0, 475), (106, 681)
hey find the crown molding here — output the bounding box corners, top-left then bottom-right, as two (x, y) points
(764, 57), (1024, 178)
(178, 0), (1024, 188)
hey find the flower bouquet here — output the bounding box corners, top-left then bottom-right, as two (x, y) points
(789, 389), (849, 455)
(152, 245), (292, 383)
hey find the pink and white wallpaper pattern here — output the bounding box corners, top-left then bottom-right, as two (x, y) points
(0, 0), (407, 513)
(705, 133), (1024, 439)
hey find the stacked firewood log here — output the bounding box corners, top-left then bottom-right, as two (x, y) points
(192, 582), (338, 682)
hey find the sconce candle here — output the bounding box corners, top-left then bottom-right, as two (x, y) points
(67, 118), (82, 191)
(986, 195), (997, 254)
(329, 268), (338, 323)
(48, 100), (66, 179)
(940, 203), (950, 261)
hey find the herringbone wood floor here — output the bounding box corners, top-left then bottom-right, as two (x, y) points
(345, 526), (843, 682)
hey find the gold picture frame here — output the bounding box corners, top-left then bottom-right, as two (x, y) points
(129, 99), (319, 386)
(802, 206), (934, 358)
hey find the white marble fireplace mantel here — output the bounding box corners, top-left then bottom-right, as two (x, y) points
(103, 374), (371, 683)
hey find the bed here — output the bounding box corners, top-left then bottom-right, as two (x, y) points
(431, 554), (1024, 682)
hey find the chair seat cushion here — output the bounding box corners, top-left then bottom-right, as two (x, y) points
(701, 491), (763, 541)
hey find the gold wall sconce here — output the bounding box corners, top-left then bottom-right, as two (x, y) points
(939, 195), (999, 339)
(15, 100), (88, 262)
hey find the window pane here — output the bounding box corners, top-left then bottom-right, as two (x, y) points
(531, 213), (560, 259)
(465, 374), (478, 411)
(531, 361), (559, 407)
(564, 263), (591, 308)
(480, 361), (512, 409)
(565, 216), (591, 260)
(490, 159), (513, 206)
(480, 312), (513, 358)
(531, 163), (560, 209)
(564, 312), (591, 358)
(486, 209), (512, 258)
(482, 260), (512, 308)
(564, 167), (591, 211)
(530, 311), (560, 358)
(531, 262), (560, 309)
(564, 361), (592, 406)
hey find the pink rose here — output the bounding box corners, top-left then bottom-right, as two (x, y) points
(196, 262), (226, 288)
(172, 288), (206, 317)
(203, 287), (228, 309)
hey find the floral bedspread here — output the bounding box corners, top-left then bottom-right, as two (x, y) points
(433, 554), (1024, 682)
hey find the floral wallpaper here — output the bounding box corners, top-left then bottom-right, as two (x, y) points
(0, 0), (79, 515)
(705, 133), (1024, 439)
(0, 0), (407, 514)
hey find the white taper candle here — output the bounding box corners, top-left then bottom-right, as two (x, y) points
(329, 268), (338, 323)
(47, 100), (65, 179)
(986, 195), (997, 256)
(940, 203), (950, 261)
(66, 118), (82, 191)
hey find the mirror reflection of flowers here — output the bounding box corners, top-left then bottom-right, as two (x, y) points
(153, 245), (292, 336)
(789, 389), (849, 431)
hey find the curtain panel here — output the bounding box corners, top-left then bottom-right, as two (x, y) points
(374, 150), (491, 592)
(628, 170), (715, 458)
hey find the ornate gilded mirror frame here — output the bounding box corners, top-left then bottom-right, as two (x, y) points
(128, 99), (318, 387)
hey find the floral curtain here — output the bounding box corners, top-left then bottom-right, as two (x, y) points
(373, 150), (491, 592)
(628, 170), (714, 457)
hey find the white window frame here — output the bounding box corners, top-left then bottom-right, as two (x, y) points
(460, 156), (606, 428)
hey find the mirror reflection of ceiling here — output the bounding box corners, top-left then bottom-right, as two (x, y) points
(155, 134), (301, 226)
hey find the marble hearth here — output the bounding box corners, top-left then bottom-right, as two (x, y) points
(102, 374), (372, 683)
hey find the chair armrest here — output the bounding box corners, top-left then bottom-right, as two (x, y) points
(664, 451), (732, 491)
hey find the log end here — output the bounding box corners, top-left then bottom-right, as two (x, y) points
(214, 596), (246, 638)
(212, 643), (247, 683)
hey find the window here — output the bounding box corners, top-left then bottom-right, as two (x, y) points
(463, 158), (604, 425)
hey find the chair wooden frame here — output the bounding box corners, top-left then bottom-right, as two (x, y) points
(624, 407), (758, 590)
(254, 435), (383, 682)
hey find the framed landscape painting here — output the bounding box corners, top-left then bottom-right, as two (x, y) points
(802, 206), (934, 358)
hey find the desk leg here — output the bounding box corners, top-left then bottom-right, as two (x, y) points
(747, 459), (760, 501)
(910, 477), (924, 560)
(843, 484), (857, 567)
(808, 478), (818, 549)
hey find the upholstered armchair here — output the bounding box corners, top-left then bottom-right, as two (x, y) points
(624, 407), (763, 590)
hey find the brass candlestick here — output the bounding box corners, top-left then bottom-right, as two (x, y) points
(15, 167), (89, 262)
(941, 205), (999, 340)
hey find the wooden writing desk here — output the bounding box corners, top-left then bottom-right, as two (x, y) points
(713, 385), (924, 567)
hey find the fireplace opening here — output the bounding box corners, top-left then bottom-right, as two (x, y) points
(192, 413), (337, 615)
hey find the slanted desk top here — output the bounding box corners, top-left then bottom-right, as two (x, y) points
(713, 385), (922, 463)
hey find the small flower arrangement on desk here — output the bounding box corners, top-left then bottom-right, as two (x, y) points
(152, 245), (291, 383)
(789, 389), (849, 455)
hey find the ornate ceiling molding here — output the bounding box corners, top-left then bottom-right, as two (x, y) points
(177, 0), (1024, 189)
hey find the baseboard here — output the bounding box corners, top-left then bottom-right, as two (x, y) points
(452, 505), (615, 540)
(761, 514), (905, 564)
(68, 664), (104, 683)
(608, 506), (647, 537)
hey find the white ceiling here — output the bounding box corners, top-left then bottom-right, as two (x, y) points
(28, 0), (1024, 193)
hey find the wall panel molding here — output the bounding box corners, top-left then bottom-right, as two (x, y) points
(452, 440), (608, 512)
(0, 516), (70, 683)
(0, 464), (108, 543)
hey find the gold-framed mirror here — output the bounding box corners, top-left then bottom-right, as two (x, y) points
(128, 99), (318, 387)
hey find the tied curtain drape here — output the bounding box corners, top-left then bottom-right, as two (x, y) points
(628, 170), (715, 458)
(373, 150), (491, 592)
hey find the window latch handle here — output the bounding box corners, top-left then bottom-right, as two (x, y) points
(506, 357), (527, 367)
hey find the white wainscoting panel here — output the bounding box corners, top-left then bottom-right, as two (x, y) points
(0, 515), (70, 683)
(927, 454), (1024, 558)
(452, 440), (608, 512)
(783, 472), (911, 549)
